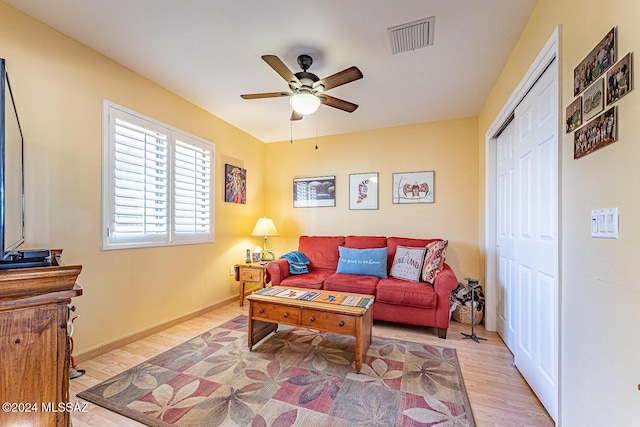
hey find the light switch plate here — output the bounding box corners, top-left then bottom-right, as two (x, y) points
(591, 208), (618, 238)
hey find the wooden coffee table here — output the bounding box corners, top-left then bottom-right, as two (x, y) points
(246, 287), (374, 372)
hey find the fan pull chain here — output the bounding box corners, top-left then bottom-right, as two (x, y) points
(290, 119), (293, 144)
(315, 108), (319, 150)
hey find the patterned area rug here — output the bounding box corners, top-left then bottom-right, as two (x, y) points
(78, 315), (475, 426)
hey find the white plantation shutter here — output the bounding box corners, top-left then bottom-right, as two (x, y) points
(103, 102), (215, 250)
(112, 115), (169, 243)
(173, 137), (212, 240)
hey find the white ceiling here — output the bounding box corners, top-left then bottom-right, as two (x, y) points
(6, 0), (537, 143)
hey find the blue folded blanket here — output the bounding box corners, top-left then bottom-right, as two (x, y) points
(280, 251), (310, 275)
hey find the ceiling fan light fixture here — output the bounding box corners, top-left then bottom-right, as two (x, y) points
(290, 92), (321, 115)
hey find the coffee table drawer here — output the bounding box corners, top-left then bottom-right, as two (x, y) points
(300, 308), (356, 334)
(251, 301), (299, 325)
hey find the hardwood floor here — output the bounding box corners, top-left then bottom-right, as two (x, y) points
(70, 303), (553, 426)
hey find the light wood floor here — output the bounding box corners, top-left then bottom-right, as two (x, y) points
(70, 303), (553, 426)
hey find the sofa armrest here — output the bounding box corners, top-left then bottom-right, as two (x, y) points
(266, 258), (290, 286)
(431, 263), (458, 336)
(433, 263), (458, 297)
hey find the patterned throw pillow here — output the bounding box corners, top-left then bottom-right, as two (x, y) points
(421, 240), (448, 284)
(389, 245), (426, 282)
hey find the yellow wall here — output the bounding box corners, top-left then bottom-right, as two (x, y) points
(8, 0), (638, 422)
(265, 117), (480, 280)
(480, 0), (640, 424)
(0, 3), (267, 353)
(2, 2), (481, 358)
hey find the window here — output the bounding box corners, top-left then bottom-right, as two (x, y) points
(102, 101), (214, 250)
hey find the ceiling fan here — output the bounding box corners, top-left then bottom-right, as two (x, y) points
(241, 54), (363, 121)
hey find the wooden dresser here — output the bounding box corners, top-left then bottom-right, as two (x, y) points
(0, 249), (82, 427)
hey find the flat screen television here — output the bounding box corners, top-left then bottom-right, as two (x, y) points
(0, 58), (25, 259)
(0, 58), (49, 269)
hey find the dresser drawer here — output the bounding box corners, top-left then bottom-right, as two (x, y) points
(251, 301), (299, 325)
(300, 308), (356, 335)
(241, 268), (263, 282)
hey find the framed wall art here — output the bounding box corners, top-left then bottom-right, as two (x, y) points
(573, 27), (615, 96)
(582, 78), (604, 122)
(574, 106), (616, 159)
(606, 52), (632, 105)
(566, 97), (582, 133)
(293, 175), (335, 207)
(349, 172), (378, 210)
(224, 163), (246, 204)
(392, 171), (434, 204)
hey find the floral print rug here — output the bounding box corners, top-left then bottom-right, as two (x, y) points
(78, 315), (475, 426)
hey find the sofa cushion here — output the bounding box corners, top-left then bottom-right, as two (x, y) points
(387, 237), (440, 272)
(279, 270), (332, 290)
(376, 277), (438, 309)
(389, 245), (426, 282)
(336, 246), (388, 278)
(324, 273), (379, 295)
(345, 235), (387, 249)
(299, 236), (345, 271)
(421, 240), (448, 284)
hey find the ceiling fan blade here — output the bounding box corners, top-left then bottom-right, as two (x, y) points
(241, 92), (290, 99)
(290, 110), (303, 121)
(262, 55), (301, 86)
(316, 66), (363, 91)
(318, 94), (359, 113)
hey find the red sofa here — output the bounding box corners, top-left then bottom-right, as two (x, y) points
(267, 235), (458, 338)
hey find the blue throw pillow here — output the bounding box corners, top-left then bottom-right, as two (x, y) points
(336, 246), (388, 279)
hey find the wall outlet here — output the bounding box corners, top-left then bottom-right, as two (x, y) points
(229, 266), (235, 276)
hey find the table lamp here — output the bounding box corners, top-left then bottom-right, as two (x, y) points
(251, 217), (279, 261)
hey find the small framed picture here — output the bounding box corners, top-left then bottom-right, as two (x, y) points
(574, 106), (616, 159)
(349, 172), (378, 210)
(582, 78), (604, 122)
(224, 164), (246, 204)
(573, 27), (615, 96)
(606, 52), (632, 105)
(392, 171), (434, 204)
(293, 175), (335, 207)
(565, 97), (582, 133)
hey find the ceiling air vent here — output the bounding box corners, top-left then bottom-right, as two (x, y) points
(387, 16), (435, 55)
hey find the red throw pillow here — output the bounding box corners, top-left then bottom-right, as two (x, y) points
(421, 240), (448, 284)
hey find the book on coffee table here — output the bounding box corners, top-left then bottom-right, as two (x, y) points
(253, 287), (373, 308)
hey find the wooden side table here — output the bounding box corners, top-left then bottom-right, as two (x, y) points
(235, 263), (269, 307)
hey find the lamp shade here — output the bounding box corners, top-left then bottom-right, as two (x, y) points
(251, 217), (279, 237)
(289, 93), (321, 115)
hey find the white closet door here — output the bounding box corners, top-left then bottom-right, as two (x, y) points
(496, 59), (559, 421)
(496, 119), (516, 351)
